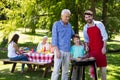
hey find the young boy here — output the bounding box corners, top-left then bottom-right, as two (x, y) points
(70, 35), (85, 80)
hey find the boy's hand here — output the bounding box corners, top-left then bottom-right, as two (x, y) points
(83, 54), (89, 58)
(76, 58), (82, 62)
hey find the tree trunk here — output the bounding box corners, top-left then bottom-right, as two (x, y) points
(102, 0), (110, 39)
(90, 0), (96, 18)
(73, 12), (79, 34)
(102, 0), (108, 26)
(72, 1), (79, 34)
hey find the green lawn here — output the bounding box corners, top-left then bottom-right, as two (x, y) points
(0, 50), (120, 80)
(0, 29), (120, 80)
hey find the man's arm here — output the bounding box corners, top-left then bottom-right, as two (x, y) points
(83, 26), (89, 52)
(102, 40), (107, 54)
(98, 22), (108, 41)
(52, 22), (61, 58)
(98, 22), (108, 54)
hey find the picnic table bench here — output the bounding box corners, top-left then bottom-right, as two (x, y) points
(0, 59), (53, 78)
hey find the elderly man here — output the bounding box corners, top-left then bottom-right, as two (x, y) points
(51, 9), (74, 80)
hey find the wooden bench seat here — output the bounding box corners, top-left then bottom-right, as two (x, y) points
(0, 59), (48, 65)
(0, 59), (53, 78)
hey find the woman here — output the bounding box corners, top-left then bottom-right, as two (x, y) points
(8, 34), (32, 73)
(36, 36), (50, 53)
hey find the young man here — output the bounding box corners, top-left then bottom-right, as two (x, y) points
(51, 9), (74, 80)
(83, 10), (108, 80)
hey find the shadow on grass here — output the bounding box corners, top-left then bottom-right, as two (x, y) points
(0, 42), (38, 52)
(0, 51), (7, 59)
(0, 68), (51, 80)
(22, 32), (52, 37)
(107, 53), (120, 66)
(19, 42), (37, 48)
(107, 43), (120, 53)
(0, 51), (120, 80)
(107, 53), (120, 80)
(108, 40), (120, 42)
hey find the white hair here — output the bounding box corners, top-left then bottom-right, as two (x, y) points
(43, 36), (48, 39)
(61, 9), (71, 15)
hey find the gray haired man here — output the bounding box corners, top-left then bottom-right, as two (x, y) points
(51, 9), (74, 80)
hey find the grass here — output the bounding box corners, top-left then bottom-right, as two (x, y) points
(0, 28), (120, 80)
(0, 51), (120, 80)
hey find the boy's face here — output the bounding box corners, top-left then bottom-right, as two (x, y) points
(73, 37), (80, 45)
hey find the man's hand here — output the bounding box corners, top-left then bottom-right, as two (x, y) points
(54, 46), (61, 58)
(85, 43), (89, 52)
(102, 47), (106, 54)
(102, 40), (107, 55)
(56, 50), (61, 58)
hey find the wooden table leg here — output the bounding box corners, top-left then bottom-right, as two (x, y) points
(93, 63), (98, 80)
(42, 63), (52, 78)
(11, 63), (17, 73)
(42, 65), (48, 78)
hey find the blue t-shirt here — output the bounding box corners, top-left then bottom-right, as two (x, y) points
(70, 45), (85, 58)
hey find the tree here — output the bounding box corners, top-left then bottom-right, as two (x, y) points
(0, 0), (120, 40)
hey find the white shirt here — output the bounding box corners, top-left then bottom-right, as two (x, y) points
(8, 41), (18, 58)
(83, 20), (108, 42)
(36, 42), (50, 52)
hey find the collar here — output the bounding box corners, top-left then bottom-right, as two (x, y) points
(60, 20), (68, 26)
(87, 20), (96, 27)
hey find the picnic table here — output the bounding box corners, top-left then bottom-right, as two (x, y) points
(25, 52), (53, 63)
(0, 51), (54, 78)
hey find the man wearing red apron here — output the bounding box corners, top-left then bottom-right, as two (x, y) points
(83, 10), (108, 80)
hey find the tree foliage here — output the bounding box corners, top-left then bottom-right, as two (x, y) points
(0, 0), (120, 40)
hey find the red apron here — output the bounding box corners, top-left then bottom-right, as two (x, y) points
(87, 25), (107, 67)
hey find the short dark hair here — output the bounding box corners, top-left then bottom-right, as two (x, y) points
(84, 10), (93, 16)
(72, 34), (83, 45)
(9, 34), (19, 44)
(72, 34), (80, 40)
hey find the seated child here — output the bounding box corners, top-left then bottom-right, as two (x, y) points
(70, 34), (86, 80)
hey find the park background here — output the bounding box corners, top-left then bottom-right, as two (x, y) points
(0, 0), (120, 80)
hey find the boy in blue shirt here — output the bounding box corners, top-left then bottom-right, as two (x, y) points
(70, 34), (85, 80)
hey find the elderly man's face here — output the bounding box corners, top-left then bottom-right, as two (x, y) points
(84, 15), (93, 24)
(61, 13), (70, 24)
